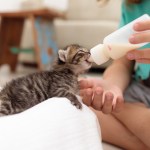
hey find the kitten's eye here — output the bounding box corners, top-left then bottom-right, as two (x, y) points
(78, 53), (84, 58)
(84, 53), (91, 60)
(72, 49), (90, 64)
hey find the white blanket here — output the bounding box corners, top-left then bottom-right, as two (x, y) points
(0, 98), (103, 150)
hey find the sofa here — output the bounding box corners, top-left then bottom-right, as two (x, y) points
(20, 0), (121, 67)
(54, 0), (121, 49)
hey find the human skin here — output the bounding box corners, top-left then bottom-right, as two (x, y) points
(80, 19), (150, 113)
(127, 20), (150, 63)
(92, 106), (149, 149)
(80, 56), (133, 113)
(79, 56), (150, 148)
(79, 16), (150, 149)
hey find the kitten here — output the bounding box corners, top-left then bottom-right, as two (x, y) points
(0, 44), (92, 116)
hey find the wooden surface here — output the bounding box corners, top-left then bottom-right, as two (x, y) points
(0, 9), (65, 71)
(0, 8), (65, 19)
(0, 17), (24, 71)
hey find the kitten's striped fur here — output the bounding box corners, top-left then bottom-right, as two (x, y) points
(0, 44), (92, 116)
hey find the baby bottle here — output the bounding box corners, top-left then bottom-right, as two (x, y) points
(89, 14), (150, 65)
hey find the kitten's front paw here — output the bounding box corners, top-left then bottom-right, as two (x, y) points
(66, 93), (82, 109)
(71, 100), (82, 109)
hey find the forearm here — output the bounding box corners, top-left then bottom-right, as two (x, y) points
(103, 58), (134, 92)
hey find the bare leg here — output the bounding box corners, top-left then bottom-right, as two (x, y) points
(113, 102), (150, 148)
(91, 108), (148, 150)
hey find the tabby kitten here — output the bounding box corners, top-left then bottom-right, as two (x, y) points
(0, 44), (92, 116)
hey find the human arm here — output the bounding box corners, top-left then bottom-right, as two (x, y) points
(127, 19), (150, 63)
(103, 57), (133, 92)
(80, 57), (134, 114)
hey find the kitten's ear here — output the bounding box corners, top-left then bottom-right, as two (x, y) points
(58, 49), (67, 62)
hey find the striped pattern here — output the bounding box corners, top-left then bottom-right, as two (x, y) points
(0, 44), (92, 116)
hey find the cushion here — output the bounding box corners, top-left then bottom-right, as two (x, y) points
(0, 98), (103, 150)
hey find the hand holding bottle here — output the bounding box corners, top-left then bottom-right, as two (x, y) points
(89, 14), (150, 65)
(127, 19), (150, 63)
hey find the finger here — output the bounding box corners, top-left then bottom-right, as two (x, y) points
(79, 79), (94, 89)
(129, 31), (150, 44)
(80, 89), (85, 97)
(101, 92), (113, 114)
(91, 87), (103, 110)
(133, 20), (150, 31)
(136, 58), (150, 64)
(113, 97), (124, 113)
(82, 88), (93, 106)
(127, 49), (150, 60)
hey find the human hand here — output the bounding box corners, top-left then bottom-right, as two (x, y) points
(127, 19), (150, 63)
(79, 78), (124, 114)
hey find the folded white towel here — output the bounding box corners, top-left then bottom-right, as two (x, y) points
(0, 98), (103, 150)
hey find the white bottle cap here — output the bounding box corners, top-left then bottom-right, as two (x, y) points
(90, 44), (109, 65)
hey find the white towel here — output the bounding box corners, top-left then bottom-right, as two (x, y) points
(0, 98), (103, 150)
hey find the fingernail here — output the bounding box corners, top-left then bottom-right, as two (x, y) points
(127, 53), (135, 60)
(96, 90), (102, 95)
(106, 93), (113, 101)
(129, 35), (136, 43)
(133, 22), (140, 30)
(86, 90), (92, 96)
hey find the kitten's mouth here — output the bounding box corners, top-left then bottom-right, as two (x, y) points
(86, 59), (91, 64)
(85, 59), (92, 66)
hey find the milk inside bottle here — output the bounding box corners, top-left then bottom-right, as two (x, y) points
(89, 14), (150, 65)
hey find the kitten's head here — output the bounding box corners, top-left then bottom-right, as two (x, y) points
(57, 44), (92, 74)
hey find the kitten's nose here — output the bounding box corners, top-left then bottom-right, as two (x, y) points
(87, 52), (91, 59)
(84, 52), (90, 60)
(87, 53), (93, 62)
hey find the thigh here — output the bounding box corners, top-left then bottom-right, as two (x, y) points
(92, 108), (147, 150)
(113, 102), (150, 148)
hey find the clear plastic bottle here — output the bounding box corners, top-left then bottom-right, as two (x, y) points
(89, 14), (150, 65)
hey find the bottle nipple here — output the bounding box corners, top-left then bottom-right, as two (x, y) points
(90, 44), (110, 65)
(88, 56), (94, 63)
